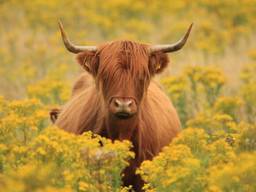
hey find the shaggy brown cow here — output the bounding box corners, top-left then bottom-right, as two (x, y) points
(52, 21), (192, 191)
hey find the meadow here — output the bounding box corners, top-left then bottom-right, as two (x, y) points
(0, 0), (256, 191)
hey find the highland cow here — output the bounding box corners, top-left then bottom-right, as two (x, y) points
(51, 21), (192, 191)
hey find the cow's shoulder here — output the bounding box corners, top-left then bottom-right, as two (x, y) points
(141, 81), (181, 148)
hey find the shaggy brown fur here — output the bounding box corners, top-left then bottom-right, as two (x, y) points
(54, 40), (181, 191)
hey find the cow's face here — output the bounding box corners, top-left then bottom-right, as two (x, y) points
(59, 21), (192, 119)
(77, 41), (169, 119)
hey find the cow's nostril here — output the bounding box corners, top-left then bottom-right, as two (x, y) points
(114, 99), (121, 107)
(127, 100), (133, 107)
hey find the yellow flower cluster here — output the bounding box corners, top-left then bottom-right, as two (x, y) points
(27, 77), (71, 105)
(184, 65), (226, 106)
(161, 65), (227, 125)
(208, 153), (256, 192)
(139, 124), (256, 192)
(0, 98), (48, 144)
(137, 144), (200, 191)
(214, 96), (243, 121)
(0, 97), (133, 192)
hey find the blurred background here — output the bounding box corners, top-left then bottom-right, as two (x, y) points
(1, 0), (255, 99)
(1, 2), (256, 191)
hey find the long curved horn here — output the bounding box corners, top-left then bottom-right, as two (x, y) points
(150, 23), (193, 53)
(58, 20), (97, 53)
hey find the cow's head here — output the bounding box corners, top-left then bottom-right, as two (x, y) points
(59, 21), (192, 120)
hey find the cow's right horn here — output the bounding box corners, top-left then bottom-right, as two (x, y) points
(58, 20), (97, 53)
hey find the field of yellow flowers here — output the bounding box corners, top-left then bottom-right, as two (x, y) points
(1, 0), (256, 191)
(1, 61), (256, 191)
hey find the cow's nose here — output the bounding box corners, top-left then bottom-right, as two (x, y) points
(110, 97), (137, 119)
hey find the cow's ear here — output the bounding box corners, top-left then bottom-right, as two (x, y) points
(149, 52), (169, 74)
(76, 51), (99, 76)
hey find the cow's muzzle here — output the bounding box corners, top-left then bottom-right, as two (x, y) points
(109, 97), (137, 119)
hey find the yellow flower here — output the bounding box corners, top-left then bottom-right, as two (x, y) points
(78, 181), (89, 191)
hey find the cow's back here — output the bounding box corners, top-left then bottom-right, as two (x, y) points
(71, 73), (93, 97)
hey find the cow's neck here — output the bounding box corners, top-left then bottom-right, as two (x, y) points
(105, 114), (139, 141)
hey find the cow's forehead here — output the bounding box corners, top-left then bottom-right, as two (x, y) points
(96, 40), (151, 80)
(98, 40), (149, 65)
(99, 40), (148, 54)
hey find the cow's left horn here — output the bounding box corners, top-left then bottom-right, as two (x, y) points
(149, 23), (193, 53)
(58, 20), (97, 53)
